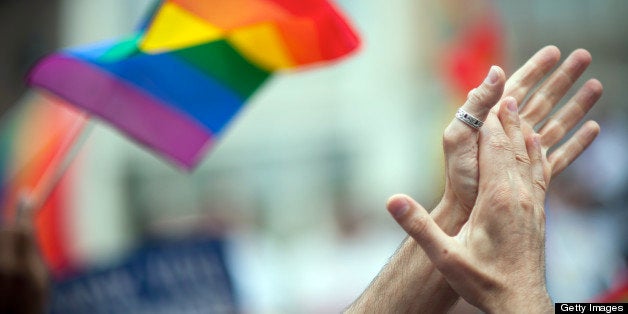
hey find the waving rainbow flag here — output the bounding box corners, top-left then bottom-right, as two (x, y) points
(28, 0), (360, 169)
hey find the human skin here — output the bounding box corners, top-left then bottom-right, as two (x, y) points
(346, 46), (601, 313)
(0, 198), (49, 314)
(390, 98), (553, 313)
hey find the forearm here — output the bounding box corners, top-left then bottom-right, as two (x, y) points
(346, 237), (457, 313)
(486, 283), (554, 314)
(346, 201), (467, 313)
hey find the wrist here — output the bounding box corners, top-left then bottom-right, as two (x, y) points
(485, 287), (553, 314)
(346, 237), (459, 313)
(431, 197), (470, 235)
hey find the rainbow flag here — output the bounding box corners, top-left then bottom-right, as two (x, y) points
(0, 92), (86, 219)
(28, 0), (360, 169)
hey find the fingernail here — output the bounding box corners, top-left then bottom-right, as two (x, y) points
(506, 97), (518, 113)
(484, 65), (499, 85)
(533, 133), (541, 148)
(388, 197), (410, 218)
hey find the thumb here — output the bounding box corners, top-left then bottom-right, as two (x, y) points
(443, 66), (506, 158)
(451, 65), (506, 133)
(387, 194), (458, 267)
(463, 65), (506, 120)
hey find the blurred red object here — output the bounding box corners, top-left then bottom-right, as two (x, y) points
(442, 10), (505, 99)
(593, 271), (628, 303)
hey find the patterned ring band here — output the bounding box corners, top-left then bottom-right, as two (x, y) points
(455, 108), (484, 130)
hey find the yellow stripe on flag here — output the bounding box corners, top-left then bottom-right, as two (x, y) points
(140, 2), (224, 53)
(228, 22), (294, 71)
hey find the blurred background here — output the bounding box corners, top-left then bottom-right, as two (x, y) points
(1, 0), (627, 312)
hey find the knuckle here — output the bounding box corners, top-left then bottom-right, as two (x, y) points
(467, 87), (487, 105)
(518, 191), (536, 212)
(468, 82), (500, 106)
(542, 119), (563, 136)
(515, 153), (531, 165)
(407, 214), (430, 239)
(510, 85), (528, 101)
(533, 178), (548, 193)
(488, 135), (513, 152)
(492, 186), (514, 210)
(442, 126), (466, 150)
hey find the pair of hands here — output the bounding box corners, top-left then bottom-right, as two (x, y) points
(389, 46), (601, 312)
(391, 97), (552, 312)
(347, 46), (602, 313)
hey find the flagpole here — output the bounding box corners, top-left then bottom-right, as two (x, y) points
(20, 118), (95, 219)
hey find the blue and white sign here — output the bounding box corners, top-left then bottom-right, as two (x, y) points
(50, 238), (237, 314)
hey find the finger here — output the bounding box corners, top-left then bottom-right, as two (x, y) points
(525, 133), (547, 202)
(538, 79), (603, 148)
(442, 66), (506, 195)
(441, 66), (506, 207)
(520, 49), (593, 126)
(460, 66), (506, 127)
(478, 113), (517, 185)
(497, 96), (531, 181)
(503, 45), (561, 103)
(548, 120), (600, 177)
(387, 195), (459, 269)
(445, 66), (506, 146)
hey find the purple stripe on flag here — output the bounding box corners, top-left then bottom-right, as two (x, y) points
(27, 54), (213, 169)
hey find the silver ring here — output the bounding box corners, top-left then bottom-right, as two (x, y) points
(455, 108), (483, 130)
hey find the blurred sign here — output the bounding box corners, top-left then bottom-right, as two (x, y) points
(50, 238), (237, 314)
